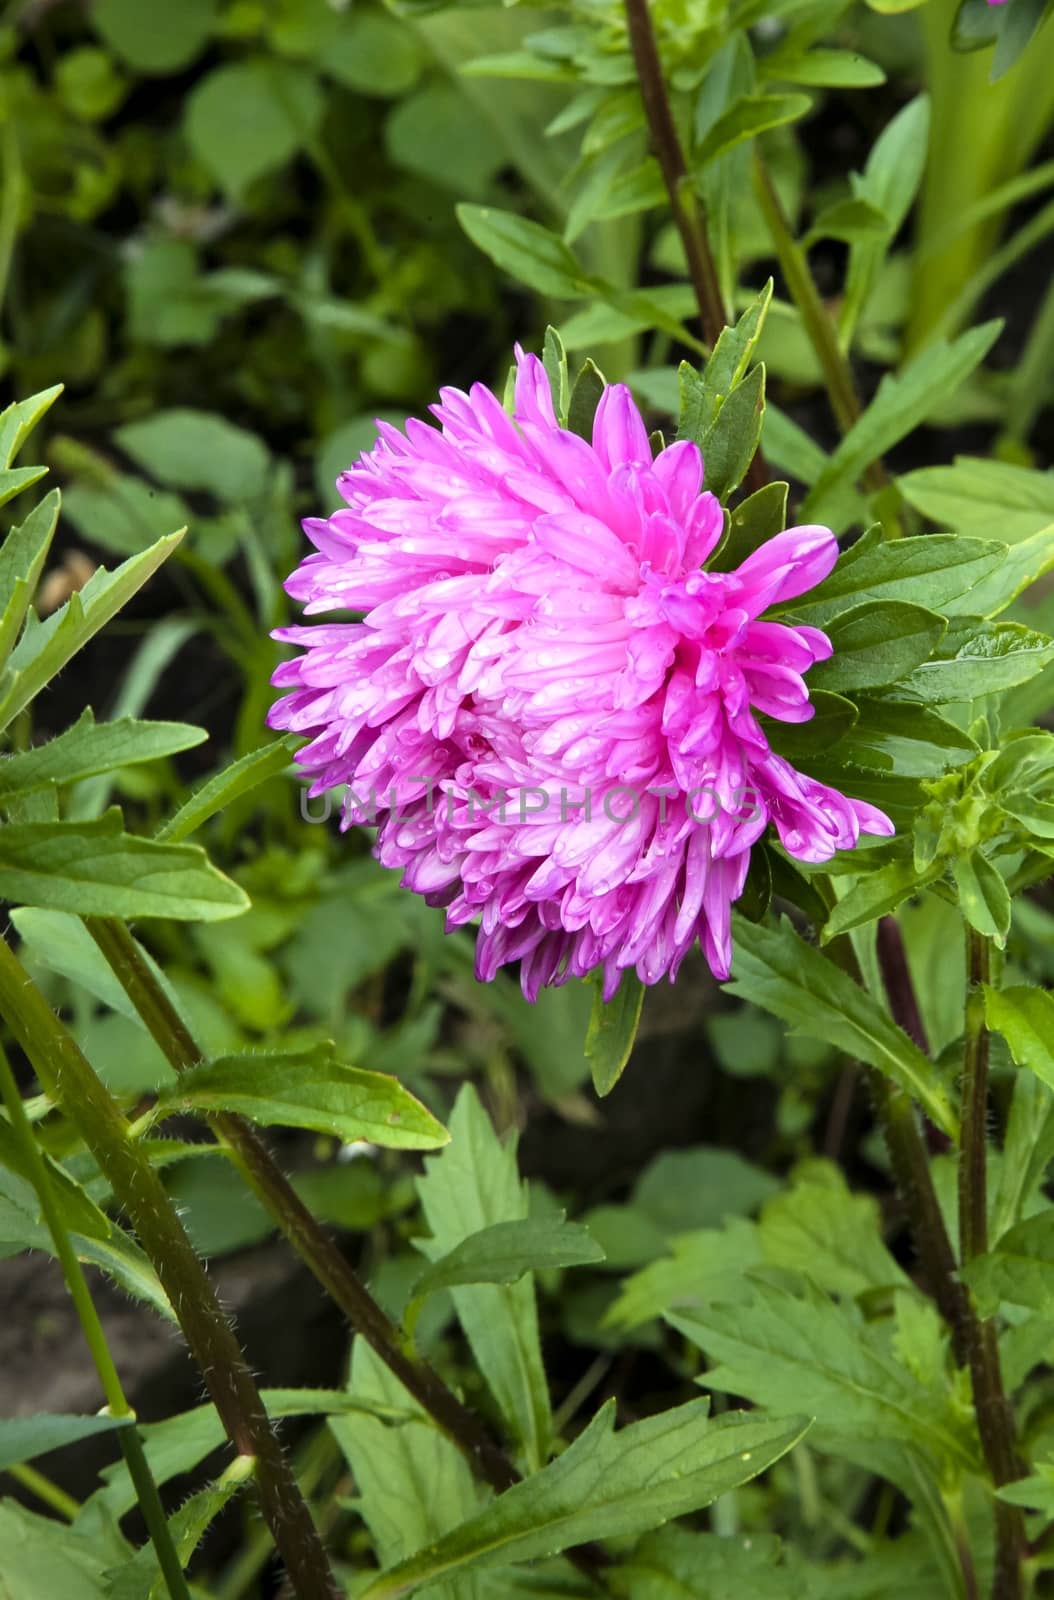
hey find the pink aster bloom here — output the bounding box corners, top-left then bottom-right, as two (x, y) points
(269, 349), (893, 1000)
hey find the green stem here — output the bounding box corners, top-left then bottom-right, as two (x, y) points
(961, 930), (1026, 1600)
(6, 1462), (80, 1521)
(622, 0), (767, 496)
(0, 116), (23, 323)
(0, 1042), (191, 1600)
(751, 152), (898, 516)
(0, 938), (341, 1600)
(84, 917), (522, 1494)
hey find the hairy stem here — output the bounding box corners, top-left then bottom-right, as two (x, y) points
(622, 0), (767, 495)
(84, 917), (522, 1493)
(961, 930), (1026, 1600)
(0, 1040), (191, 1600)
(0, 935), (340, 1600)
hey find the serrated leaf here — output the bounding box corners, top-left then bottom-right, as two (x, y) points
(416, 1086), (550, 1470)
(674, 1284), (975, 1466)
(894, 618), (1054, 703)
(156, 738), (296, 843)
(727, 915), (956, 1135)
(158, 1045), (448, 1149)
(0, 710), (206, 799)
(783, 527), (1006, 627)
(362, 1402), (809, 1599)
(801, 323), (1001, 527)
(963, 1214), (1054, 1314)
(332, 1341), (487, 1590)
(759, 1163), (909, 1297)
(411, 1215), (604, 1304)
(585, 973), (645, 1096)
(608, 1218), (763, 1328)
(0, 811), (248, 920)
(0, 1501), (112, 1600)
(0, 533), (183, 732)
(811, 601), (946, 693)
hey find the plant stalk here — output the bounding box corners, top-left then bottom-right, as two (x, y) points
(750, 152), (897, 515)
(0, 935), (341, 1600)
(84, 916), (522, 1494)
(622, 0), (767, 496)
(0, 1040), (192, 1600)
(960, 930), (1026, 1600)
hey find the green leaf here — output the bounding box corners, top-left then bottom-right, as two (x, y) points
(457, 204), (589, 298)
(711, 480), (788, 571)
(728, 915), (957, 1136)
(674, 1283), (975, 1466)
(822, 858), (942, 940)
(0, 386), (64, 469)
(567, 358), (606, 442)
(963, 1214), (1054, 1314)
(585, 973), (645, 1096)
(762, 690), (859, 762)
(185, 61), (325, 197)
(362, 1402), (809, 1599)
(942, 525), (1054, 620)
(816, 699), (978, 778)
(0, 1501), (113, 1599)
(759, 1163), (909, 1298)
(898, 456), (1054, 543)
(411, 1215), (605, 1303)
(677, 281), (772, 445)
(695, 93), (812, 168)
(158, 1044), (449, 1149)
(541, 327), (569, 427)
(416, 1085), (551, 1470)
(696, 365), (766, 502)
(0, 1413), (132, 1474)
(804, 195), (891, 247)
(0, 711), (205, 799)
(0, 532), (184, 732)
(952, 851), (1011, 945)
(332, 1342), (486, 1581)
(115, 409), (270, 503)
(386, 84), (508, 199)
(893, 618), (1054, 703)
(763, 48), (886, 88)
(92, 0), (215, 72)
(632, 1147), (780, 1235)
(104, 1471), (247, 1600)
(986, 985), (1054, 1090)
(811, 602), (946, 693)
(0, 811), (248, 920)
(608, 1219), (763, 1328)
(0, 1115), (112, 1242)
(783, 526), (1007, 628)
(801, 323), (1001, 527)
(0, 491), (60, 668)
(315, 10), (425, 97)
(841, 95), (930, 339)
(156, 739), (296, 843)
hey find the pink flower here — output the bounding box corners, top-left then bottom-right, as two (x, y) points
(270, 349), (892, 1000)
